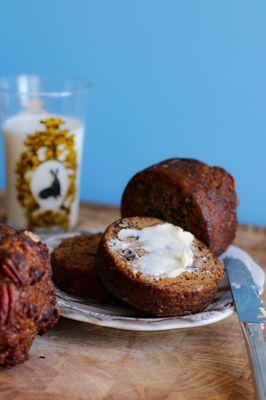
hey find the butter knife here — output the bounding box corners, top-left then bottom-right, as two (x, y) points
(224, 257), (266, 400)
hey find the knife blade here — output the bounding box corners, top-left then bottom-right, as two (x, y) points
(224, 256), (266, 400)
(224, 257), (266, 323)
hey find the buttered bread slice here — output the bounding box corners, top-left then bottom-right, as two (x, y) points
(97, 217), (224, 317)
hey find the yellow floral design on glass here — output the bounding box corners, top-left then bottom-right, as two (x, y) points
(15, 117), (77, 230)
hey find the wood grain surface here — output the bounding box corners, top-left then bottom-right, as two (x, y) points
(0, 193), (265, 400)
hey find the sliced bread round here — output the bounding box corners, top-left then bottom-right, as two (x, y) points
(97, 217), (224, 317)
(51, 233), (111, 301)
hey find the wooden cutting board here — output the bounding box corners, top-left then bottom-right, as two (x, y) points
(0, 194), (265, 400)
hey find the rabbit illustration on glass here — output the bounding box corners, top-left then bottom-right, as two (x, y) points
(39, 169), (61, 199)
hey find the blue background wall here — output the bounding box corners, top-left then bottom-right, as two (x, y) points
(0, 0), (265, 225)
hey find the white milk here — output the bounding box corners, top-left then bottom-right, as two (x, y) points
(3, 111), (84, 230)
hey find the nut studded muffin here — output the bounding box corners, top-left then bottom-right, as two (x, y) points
(97, 217), (224, 317)
(0, 224), (58, 368)
(51, 233), (111, 301)
(121, 158), (238, 255)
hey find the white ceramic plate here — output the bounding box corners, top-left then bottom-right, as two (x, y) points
(45, 230), (265, 331)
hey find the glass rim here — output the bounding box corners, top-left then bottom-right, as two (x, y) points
(0, 74), (91, 98)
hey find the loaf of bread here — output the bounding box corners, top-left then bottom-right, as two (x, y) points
(0, 225), (58, 368)
(121, 158), (238, 255)
(97, 217), (224, 317)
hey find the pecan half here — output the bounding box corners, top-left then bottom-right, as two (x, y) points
(0, 284), (16, 328)
(0, 249), (26, 285)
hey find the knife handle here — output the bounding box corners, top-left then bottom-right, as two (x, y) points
(241, 322), (266, 400)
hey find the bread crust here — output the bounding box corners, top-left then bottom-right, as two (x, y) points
(51, 234), (111, 301)
(97, 217), (224, 317)
(0, 225), (58, 368)
(121, 158), (238, 255)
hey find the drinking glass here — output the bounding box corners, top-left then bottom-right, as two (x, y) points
(0, 74), (90, 232)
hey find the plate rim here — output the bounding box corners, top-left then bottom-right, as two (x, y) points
(56, 298), (235, 331)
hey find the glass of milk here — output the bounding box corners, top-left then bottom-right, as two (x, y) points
(0, 74), (90, 232)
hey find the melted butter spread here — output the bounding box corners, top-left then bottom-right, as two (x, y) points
(110, 223), (195, 279)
